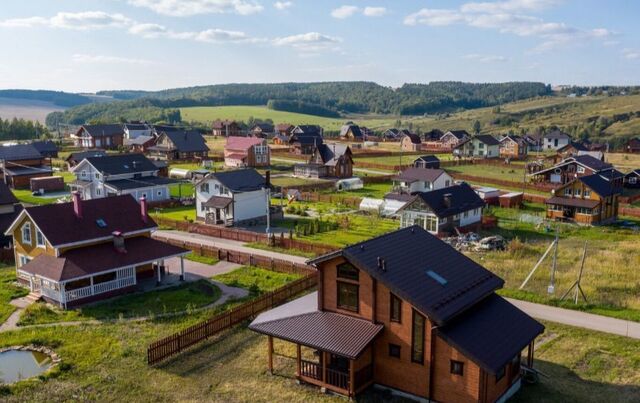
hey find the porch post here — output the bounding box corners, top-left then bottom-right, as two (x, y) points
(322, 351), (327, 385)
(349, 358), (355, 399)
(60, 282), (67, 310)
(156, 263), (162, 286)
(90, 276), (95, 295)
(267, 335), (273, 375)
(296, 344), (301, 378)
(180, 256), (185, 281)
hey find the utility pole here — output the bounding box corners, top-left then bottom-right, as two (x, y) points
(548, 227), (559, 294)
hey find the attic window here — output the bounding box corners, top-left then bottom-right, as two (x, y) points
(124, 164), (129, 169)
(426, 270), (448, 286)
(96, 219), (107, 228)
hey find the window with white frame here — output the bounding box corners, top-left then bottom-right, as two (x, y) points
(18, 254), (31, 267)
(200, 183), (210, 193)
(21, 223), (32, 244)
(584, 189), (591, 197)
(577, 166), (585, 173)
(96, 188), (101, 196)
(575, 188), (582, 197)
(81, 170), (87, 178)
(564, 188), (572, 196)
(36, 230), (45, 247)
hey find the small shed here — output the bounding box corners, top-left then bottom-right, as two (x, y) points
(30, 176), (64, 192)
(335, 177), (363, 191)
(474, 186), (501, 205)
(359, 197), (384, 214)
(499, 192), (524, 208)
(169, 168), (192, 179)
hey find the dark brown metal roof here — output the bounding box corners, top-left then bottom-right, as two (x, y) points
(438, 294), (544, 374)
(545, 196), (600, 209)
(203, 196), (233, 209)
(19, 236), (189, 282)
(250, 293), (383, 359)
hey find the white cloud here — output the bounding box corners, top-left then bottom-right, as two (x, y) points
(622, 48), (640, 60)
(127, 0), (264, 17)
(273, 32), (342, 53)
(274, 1), (292, 10)
(0, 11), (131, 30)
(128, 23), (264, 43)
(463, 53), (508, 62)
(331, 5), (359, 19)
(363, 7), (387, 17)
(72, 54), (154, 65)
(404, 1), (612, 52)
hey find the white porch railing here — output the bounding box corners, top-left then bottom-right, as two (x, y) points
(65, 267), (137, 302)
(41, 286), (62, 301)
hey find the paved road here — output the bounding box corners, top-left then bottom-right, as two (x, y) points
(153, 230), (309, 265)
(507, 298), (640, 339)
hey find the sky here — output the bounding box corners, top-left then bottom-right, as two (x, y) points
(1, 0), (639, 92)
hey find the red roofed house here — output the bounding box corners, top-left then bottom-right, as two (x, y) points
(224, 137), (270, 168)
(5, 194), (189, 308)
(250, 226), (544, 401)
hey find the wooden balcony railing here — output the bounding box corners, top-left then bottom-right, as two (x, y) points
(300, 360), (321, 380)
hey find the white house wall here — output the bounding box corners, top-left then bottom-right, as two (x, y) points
(460, 207), (482, 226)
(233, 189), (268, 222)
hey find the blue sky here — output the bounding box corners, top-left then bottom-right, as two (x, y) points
(1, 0), (639, 92)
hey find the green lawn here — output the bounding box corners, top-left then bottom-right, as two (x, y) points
(321, 182), (391, 199)
(270, 176), (327, 188)
(447, 163), (528, 183)
(181, 105), (396, 132)
(213, 266), (302, 296)
(0, 264), (28, 324)
(244, 242), (316, 258)
(17, 280), (222, 326)
(184, 253), (219, 266)
(1, 319), (638, 402)
(153, 205), (197, 221)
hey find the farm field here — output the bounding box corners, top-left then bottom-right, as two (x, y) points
(0, 97), (65, 123)
(180, 105), (396, 131)
(604, 152), (640, 171)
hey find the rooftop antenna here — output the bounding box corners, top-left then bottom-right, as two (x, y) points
(560, 241), (588, 304)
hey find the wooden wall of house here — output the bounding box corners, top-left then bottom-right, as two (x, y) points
(431, 335), (481, 403)
(12, 214), (57, 263)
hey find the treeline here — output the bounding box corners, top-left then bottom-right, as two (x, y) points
(266, 99), (340, 117)
(556, 86), (640, 97)
(0, 90), (92, 107)
(0, 117), (50, 141)
(84, 81), (552, 117)
(45, 99), (181, 126)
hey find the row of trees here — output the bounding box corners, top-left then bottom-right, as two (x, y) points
(45, 99), (181, 126)
(0, 90), (91, 107)
(0, 117), (49, 141)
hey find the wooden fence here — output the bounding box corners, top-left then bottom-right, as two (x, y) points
(147, 273), (317, 365)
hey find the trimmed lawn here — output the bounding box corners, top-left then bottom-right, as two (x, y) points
(185, 253), (219, 266)
(17, 280), (222, 326)
(12, 189), (61, 205)
(153, 205), (196, 221)
(0, 320), (638, 402)
(0, 264), (28, 324)
(213, 266), (302, 296)
(244, 242), (316, 258)
(168, 182), (195, 198)
(321, 182), (391, 199)
(271, 176), (328, 188)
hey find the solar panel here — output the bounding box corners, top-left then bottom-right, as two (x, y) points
(426, 270), (448, 286)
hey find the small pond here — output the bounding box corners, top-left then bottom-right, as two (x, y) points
(0, 349), (53, 384)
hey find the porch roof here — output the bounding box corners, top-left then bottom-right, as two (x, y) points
(203, 195), (233, 209)
(250, 292), (383, 359)
(545, 196), (600, 209)
(18, 236), (189, 282)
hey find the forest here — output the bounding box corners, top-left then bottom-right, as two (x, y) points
(0, 117), (49, 141)
(45, 99), (181, 126)
(0, 90), (92, 107)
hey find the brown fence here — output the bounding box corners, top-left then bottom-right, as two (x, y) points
(147, 273), (317, 365)
(448, 172), (555, 193)
(620, 206), (640, 218)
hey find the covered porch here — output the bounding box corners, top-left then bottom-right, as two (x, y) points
(203, 196), (234, 226)
(545, 196), (600, 224)
(249, 292), (383, 398)
(17, 237), (190, 308)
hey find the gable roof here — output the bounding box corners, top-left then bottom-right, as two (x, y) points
(10, 195), (157, 246)
(473, 134), (500, 146)
(66, 150), (107, 163)
(414, 155), (440, 163)
(123, 123), (150, 131)
(0, 181), (18, 205)
(438, 294), (544, 374)
(403, 183), (485, 218)
(423, 129), (444, 141)
(212, 119), (239, 129)
(403, 132), (421, 144)
(625, 169), (640, 178)
(294, 125), (322, 135)
(394, 167), (446, 183)
(126, 135), (155, 146)
(572, 154), (611, 171)
(309, 226), (504, 325)
(251, 123), (274, 132)
(81, 124), (124, 137)
(340, 124), (363, 138)
(276, 123), (294, 131)
(0, 144), (42, 161)
(577, 173), (623, 197)
(444, 130), (470, 139)
(316, 143), (351, 166)
(162, 130), (209, 153)
(206, 169), (265, 192)
(558, 141), (589, 152)
(81, 153), (158, 175)
(30, 140), (58, 154)
(225, 136), (265, 150)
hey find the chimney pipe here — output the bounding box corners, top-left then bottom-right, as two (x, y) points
(140, 196), (148, 223)
(72, 191), (82, 218)
(265, 170), (271, 188)
(112, 231), (126, 253)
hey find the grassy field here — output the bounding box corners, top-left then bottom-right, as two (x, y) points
(153, 205), (197, 221)
(213, 266), (302, 296)
(181, 105), (396, 131)
(447, 163), (527, 183)
(0, 319), (638, 402)
(604, 152), (640, 172)
(17, 280), (222, 326)
(0, 264), (28, 324)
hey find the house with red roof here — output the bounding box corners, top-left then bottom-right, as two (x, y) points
(224, 137), (270, 168)
(5, 193), (189, 308)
